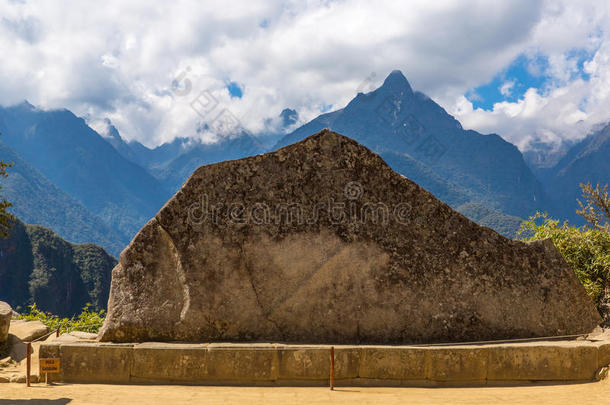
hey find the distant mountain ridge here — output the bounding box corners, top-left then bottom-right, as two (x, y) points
(128, 131), (264, 192)
(275, 70), (550, 225)
(0, 140), (126, 256)
(0, 217), (116, 317)
(3, 70), (607, 250)
(93, 71), (548, 237)
(0, 102), (171, 244)
(99, 118), (145, 168)
(543, 123), (610, 224)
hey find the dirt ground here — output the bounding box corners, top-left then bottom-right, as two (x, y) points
(1, 379), (610, 405)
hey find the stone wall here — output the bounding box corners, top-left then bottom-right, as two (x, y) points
(40, 338), (610, 385)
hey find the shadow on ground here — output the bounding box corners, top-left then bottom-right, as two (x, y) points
(8, 334), (29, 362)
(0, 400), (71, 404)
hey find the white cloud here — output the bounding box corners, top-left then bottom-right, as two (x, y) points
(0, 0), (607, 150)
(451, 1), (610, 150)
(499, 80), (515, 97)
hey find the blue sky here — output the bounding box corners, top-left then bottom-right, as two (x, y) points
(468, 54), (550, 110)
(226, 82), (243, 99)
(468, 50), (594, 111)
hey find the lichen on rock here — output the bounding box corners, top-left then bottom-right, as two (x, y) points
(99, 129), (601, 343)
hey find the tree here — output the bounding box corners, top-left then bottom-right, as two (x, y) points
(577, 182), (610, 231)
(0, 132), (13, 238)
(518, 213), (610, 325)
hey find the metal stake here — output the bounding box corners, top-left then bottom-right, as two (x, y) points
(26, 342), (31, 387)
(330, 346), (335, 390)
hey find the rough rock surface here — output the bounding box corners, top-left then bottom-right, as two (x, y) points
(0, 301), (11, 343)
(99, 129), (601, 343)
(9, 320), (49, 342)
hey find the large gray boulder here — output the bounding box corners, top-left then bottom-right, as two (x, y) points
(99, 129), (601, 343)
(0, 301), (12, 343)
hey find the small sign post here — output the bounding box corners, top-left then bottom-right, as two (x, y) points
(39, 358), (60, 385)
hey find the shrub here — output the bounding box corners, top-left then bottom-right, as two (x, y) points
(518, 212), (610, 304)
(18, 303), (105, 334)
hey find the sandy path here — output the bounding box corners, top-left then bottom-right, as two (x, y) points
(1, 379), (610, 405)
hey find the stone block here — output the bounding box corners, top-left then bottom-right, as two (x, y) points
(57, 343), (133, 383)
(359, 346), (426, 381)
(426, 347), (488, 382)
(0, 302), (11, 343)
(487, 344), (598, 381)
(9, 320), (49, 342)
(597, 341), (610, 369)
(205, 344), (277, 382)
(132, 343), (208, 382)
(277, 347), (329, 380)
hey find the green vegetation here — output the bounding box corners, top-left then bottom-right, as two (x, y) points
(0, 104), (169, 254)
(577, 182), (610, 231)
(457, 202), (523, 238)
(519, 183), (610, 319)
(0, 217), (117, 317)
(0, 133), (13, 238)
(18, 303), (105, 334)
(518, 212), (610, 306)
(0, 140), (126, 256)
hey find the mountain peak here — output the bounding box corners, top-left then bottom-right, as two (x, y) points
(99, 118), (122, 141)
(280, 108), (298, 127)
(17, 100), (36, 111)
(381, 70), (412, 93)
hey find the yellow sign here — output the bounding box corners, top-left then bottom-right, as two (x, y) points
(39, 358), (61, 374)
